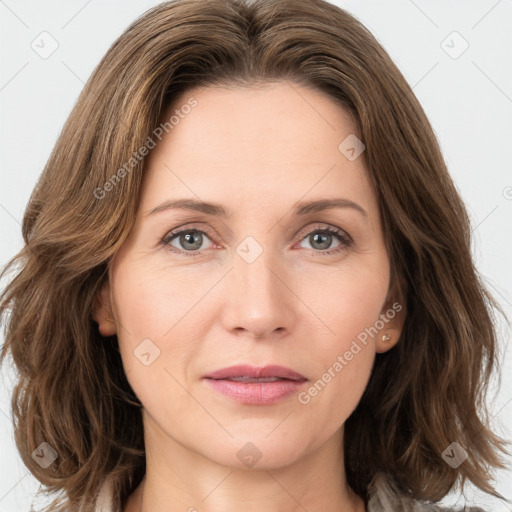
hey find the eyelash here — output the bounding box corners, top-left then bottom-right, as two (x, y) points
(160, 223), (353, 258)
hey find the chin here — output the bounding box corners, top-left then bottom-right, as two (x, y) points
(201, 434), (311, 471)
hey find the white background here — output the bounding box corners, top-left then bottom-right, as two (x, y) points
(0, 1), (511, 510)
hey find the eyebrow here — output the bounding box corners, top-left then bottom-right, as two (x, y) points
(146, 197), (367, 218)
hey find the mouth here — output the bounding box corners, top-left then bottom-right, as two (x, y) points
(202, 365), (308, 405)
(202, 364), (307, 382)
(214, 376), (299, 383)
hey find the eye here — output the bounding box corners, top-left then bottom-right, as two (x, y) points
(161, 223), (353, 257)
(296, 224), (353, 255)
(162, 225), (215, 257)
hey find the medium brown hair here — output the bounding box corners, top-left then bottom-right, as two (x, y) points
(1, 0), (510, 510)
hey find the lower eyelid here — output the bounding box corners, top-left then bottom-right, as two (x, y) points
(163, 229), (214, 252)
(297, 229), (352, 252)
(162, 225), (352, 255)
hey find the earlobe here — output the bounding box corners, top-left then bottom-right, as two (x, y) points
(376, 274), (407, 353)
(92, 279), (117, 337)
(376, 330), (400, 353)
(376, 309), (405, 353)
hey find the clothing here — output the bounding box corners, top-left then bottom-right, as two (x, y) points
(94, 471), (486, 512)
(365, 472), (485, 512)
(95, 476), (115, 512)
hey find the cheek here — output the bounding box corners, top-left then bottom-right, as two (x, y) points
(293, 256), (387, 411)
(295, 298), (378, 436)
(112, 259), (206, 340)
(300, 254), (389, 349)
(111, 262), (209, 397)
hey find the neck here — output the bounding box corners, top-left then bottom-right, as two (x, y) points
(125, 416), (365, 512)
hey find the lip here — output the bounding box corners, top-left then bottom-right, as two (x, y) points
(202, 365), (308, 405)
(203, 364), (307, 381)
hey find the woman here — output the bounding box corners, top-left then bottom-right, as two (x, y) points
(0, 0), (509, 511)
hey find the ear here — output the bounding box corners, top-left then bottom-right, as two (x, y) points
(92, 277), (117, 337)
(376, 272), (407, 354)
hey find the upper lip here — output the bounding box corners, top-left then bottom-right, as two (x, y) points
(203, 365), (307, 381)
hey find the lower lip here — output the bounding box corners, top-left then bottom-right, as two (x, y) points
(203, 378), (307, 405)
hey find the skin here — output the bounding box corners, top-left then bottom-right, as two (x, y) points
(93, 81), (405, 512)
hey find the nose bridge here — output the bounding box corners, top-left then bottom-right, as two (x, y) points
(224, 238), (294, 337)
(239, 248), (275, 296)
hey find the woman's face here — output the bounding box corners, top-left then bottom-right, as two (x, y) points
(96, 82), (403, 470)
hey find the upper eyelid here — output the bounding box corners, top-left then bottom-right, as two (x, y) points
(163, 222), (351, 245)
(163, 223), (216, 241)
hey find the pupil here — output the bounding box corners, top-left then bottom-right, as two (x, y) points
(312, 232), (331, 250)
(182, 231), (202, 250)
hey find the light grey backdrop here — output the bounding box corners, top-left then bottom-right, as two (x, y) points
(0, 1), (511, 511)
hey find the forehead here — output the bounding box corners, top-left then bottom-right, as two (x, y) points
(140, 82), (375, 217)
(156, 82), (357, 158)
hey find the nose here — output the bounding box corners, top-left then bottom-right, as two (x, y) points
(221, 247), (296, 340)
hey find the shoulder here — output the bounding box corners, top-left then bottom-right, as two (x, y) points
(366, 472), (486, 512)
